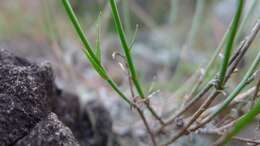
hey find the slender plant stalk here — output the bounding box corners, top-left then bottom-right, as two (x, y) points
(122, 0), (132, 37)
(190, 21), (231, 96)
(214, 98), (260, 146)
(199, 126), (260, 145)
(109, 0), (145, 98)
(199, 52), (260, 128)
(165, 83), (213, 125)
(189, 20), (260, 132)
(190, 53), (260, 131)
(252, 78), (260, 107)
(171, 0), (205, 85)
(218, 0), (244, 88)
(62, 0), (100, 64)
(109, 0), (164, 124)
(128, 0), (157, 29)
(190, 0), (256, 95)
(235, 0), (258, 45)
(62, 0), (133, 105)
(159, 2), (245, 144)
(162, 0), (245, 131)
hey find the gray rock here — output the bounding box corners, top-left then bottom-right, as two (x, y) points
(0, 49), (55, 145)
(14, 113), (79, 146)
(0, 49), (113, 146)
(51, 90), (81, 136)
(77, 100), (113, 146)
(50, 88), (113, 146)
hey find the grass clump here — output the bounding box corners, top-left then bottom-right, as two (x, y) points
(61, 0), (260, 145)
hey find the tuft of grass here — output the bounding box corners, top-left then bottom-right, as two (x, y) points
(61, 0), (260, 145)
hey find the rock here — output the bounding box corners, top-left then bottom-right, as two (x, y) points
(77, 100), (113, 146)
(0, 49), (113, 146)
(14, 113), (79, 146)
(51, 89), (80, 135)
(0, 49), (55, 145)
(50, 88), (113, 146)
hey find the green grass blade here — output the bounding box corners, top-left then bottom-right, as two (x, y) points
(62, 0), (133, 106)
(122, 0), (131, 36)
(109, 0), (145, 98)
(62, 0), (99, 64)
(218, 0), (244, 88)
(218, 100), (260, 145)
(235, 0), (258, 45)
(129, 24), (139, 50)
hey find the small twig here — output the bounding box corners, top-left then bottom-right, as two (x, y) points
(199, 129), (260, 145)
(162, 91), (220, 146)
(235, 87), (256, 104)
(136, 106), (158, 146)
(215, 118), (241, 133)
(225, 20), (260, 82)
(189, 16), (233, 97)
(128, 0), (157, 29)
(184, 69), (204, 104)
(113, 51), (158, 146)
(252, 77), (260, 107)
(156, 83), (214, 134)
(89, 1), (111, 37)
(199, 86), (257, 122)
(189, 55), (260, 133)
(110, 0), (165, 125)
(113, 52), (165, 125)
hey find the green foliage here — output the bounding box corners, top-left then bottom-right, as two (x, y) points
(62, 0), (133, 105)
(61, 0), (260, 145)
(109, 0), (145, 98)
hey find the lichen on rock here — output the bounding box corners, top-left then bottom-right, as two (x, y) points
(0, 49), (55, 145)
(14, 113), (80, 146)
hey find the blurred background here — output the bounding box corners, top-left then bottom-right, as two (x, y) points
(0, 0), (259, 145)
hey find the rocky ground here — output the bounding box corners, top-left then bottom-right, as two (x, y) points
(0, 49), (114, 146)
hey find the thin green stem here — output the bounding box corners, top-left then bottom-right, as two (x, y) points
(171, 0), (205, 89)
(190, 52), (260, 133)
(215, 101), (260, 146)
(110, 0), (165, 124)
(235, 0), (258, 45)
(190, 21), (231, 95)
(109, 0), (145, 98)
(107, 79), (133, 105)
(122, 0), (132, 37)
(211, 52), (260, 119)
(62, 0), (133, 105)
(62, 0), (99, 64)
(218, 0), (244, 88)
